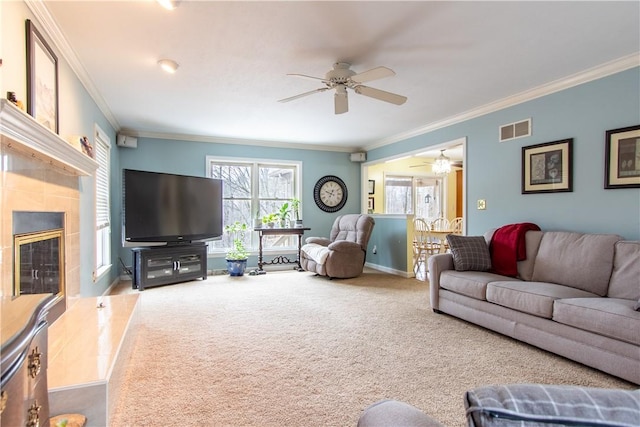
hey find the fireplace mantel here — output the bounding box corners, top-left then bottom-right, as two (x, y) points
(0, 99), (98, 176)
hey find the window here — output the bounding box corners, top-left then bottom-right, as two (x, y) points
(206, 156), (300, 253)
(385, 174), (443, 218)
(94, 125), (111, 279)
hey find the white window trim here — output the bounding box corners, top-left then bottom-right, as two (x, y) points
(205, 155), (302, 255)
(94, 124), (112, 281)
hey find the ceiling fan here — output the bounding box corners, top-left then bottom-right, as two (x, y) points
(278, 62), (407, 114)
(409, 150), (463, 174)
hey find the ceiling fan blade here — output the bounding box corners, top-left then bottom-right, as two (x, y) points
(351, 66), (395, 84)
(278, 87), (329, 103)
(334, 86), (348, 114)
(287, 73), (330, 84)
(354, 85), (407, 105)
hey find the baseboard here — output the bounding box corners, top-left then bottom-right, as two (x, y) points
(364, 262), (412, 278)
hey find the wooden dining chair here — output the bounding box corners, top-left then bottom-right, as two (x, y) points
(412, 218), (441, 278)
(449, 217), (464, 234)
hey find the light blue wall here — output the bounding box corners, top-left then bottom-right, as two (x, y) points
(369, 68), (640, 241)
(116, 138), (361, 271)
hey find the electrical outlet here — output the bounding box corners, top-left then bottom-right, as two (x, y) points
(372, 245), (377, 254)
(477, 199), (486, 210)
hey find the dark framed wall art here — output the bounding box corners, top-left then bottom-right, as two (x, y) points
(368, 180), (375, 194)
(604, 125), (640, 189)
(522, 138), (573, 194)
(26, 19), (59, 134)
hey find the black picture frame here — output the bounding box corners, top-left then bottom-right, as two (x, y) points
(604, 125), (640, 189)
(368, 179), (375, 195)
(522, 138), (573, 194)
(26, 19), (59, 134)
(367, 197), (374, 211)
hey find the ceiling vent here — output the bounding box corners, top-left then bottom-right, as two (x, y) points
(499, 118), (531, 142)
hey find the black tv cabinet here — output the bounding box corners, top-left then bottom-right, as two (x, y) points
(132, 243), (208, 290)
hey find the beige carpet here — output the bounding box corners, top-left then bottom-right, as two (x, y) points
(110, 270), (633, 426)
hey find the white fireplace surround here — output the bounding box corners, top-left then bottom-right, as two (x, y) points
(0, 99), (98, 176)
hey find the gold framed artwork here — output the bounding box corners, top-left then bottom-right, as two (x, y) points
(522, 138), (573, 194)
(604, 125), (640, 189)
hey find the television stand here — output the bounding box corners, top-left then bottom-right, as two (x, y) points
(131, 243), (207, 290)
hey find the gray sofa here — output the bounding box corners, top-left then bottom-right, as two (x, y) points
(427, 230), (640, 384)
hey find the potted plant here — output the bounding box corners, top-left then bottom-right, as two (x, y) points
(290, 197), (302, 227)
(262, 213), (278, 228)
(224, 221), (250, 276)
(277, 202), (290, 227)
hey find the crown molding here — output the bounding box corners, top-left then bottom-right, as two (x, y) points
(25, 0), (121, 133)
(367, 54), (640, 151)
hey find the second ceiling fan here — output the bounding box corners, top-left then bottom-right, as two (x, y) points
(278, 62), (407, 114)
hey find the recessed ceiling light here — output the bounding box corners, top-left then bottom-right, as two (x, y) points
(158, 59), (179, 74)
(156, 0), (179, 10)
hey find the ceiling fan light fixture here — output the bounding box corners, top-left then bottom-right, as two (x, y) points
(432, 150), (452, 175)
(158, 59), (179, 74)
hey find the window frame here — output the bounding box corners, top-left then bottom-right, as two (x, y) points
(94, 124), (112, 280)
(205, 155), (302, 256)
(383, 171), (445, 218)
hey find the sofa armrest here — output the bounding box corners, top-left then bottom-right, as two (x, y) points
(305, 237), (331, 246)
(328, 240), (363, 254)
(428, 253), (454, 311)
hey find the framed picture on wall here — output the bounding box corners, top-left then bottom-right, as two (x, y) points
(26, 19), (59, 134)
(604, 125), (640, 189)
(367, 197), (374, 211)
(522, 138), (573, 194)
(368, 180), (375, 194)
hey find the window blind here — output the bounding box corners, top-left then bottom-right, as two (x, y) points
(95, 137), (110, 230)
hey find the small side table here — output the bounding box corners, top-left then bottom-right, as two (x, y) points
(254, 227), (311, 273)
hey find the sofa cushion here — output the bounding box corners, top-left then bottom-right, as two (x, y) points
(531, 232), (621, 296)
(553, 298), (640, 345)
(516, 230), (543, 281)
(465, 384), (640, 427)
(440, 271), (509, 301)
(446, 235), (492, 272)
(607, 241), (640, 300)
(486, 281), (598, 319)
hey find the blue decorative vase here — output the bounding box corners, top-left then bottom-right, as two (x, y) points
(226, 259), (247, 276)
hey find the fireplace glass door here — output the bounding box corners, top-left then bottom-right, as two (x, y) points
(14, 229), (64, 297)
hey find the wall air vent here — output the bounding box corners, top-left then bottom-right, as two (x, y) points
(499, 118), (531, 142)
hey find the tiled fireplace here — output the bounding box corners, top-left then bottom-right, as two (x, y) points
(1, 99), (97, 320)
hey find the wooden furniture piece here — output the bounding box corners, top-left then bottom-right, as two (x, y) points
(254, 227), (311, 273)
(131, 243), (207, 290)
(1, 294), (56, 427)
(412, 218), (442, 276)
(428, 229), (456, 253)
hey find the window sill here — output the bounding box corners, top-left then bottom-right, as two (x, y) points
(94, 264), (112, 282)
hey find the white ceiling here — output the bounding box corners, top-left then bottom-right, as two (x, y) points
(39, 1), (639, 152)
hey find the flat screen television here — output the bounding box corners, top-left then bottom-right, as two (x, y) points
(122, 169), (223, 246)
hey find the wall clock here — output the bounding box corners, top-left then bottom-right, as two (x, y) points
(313, 175), (348, 213)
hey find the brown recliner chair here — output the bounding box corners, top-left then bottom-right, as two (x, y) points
(300, 214), (375, 279)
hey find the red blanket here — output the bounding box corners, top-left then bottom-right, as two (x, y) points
(489, 222), (540, 277)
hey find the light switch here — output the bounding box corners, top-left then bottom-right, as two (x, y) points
(477, 199), (486, 210)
